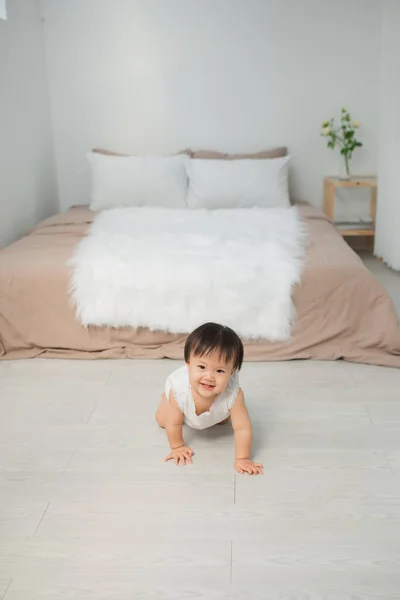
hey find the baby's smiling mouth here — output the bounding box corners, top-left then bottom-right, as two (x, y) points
(200, 382), (215, 391)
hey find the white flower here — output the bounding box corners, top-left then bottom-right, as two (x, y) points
(352, 120), (361, 128)
(322, 126), (332, 136)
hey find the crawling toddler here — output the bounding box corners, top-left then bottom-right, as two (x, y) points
(156, 322), (263, 475)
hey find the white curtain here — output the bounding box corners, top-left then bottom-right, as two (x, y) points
(375, 0), (400, 270)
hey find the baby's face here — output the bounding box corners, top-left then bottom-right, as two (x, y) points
(186, 351), (235, 400)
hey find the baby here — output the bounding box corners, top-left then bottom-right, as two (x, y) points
(156, 322), (263, 475)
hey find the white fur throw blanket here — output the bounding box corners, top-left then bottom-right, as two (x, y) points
(69, 206), (306, 341)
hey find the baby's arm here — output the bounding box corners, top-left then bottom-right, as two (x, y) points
(164, 391), (194, 466)
(230, 389), (263, 475)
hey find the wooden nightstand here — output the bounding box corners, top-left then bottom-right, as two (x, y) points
(323, 176), (377, 237)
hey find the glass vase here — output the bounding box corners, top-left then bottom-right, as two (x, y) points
(339, 155), (351, 180)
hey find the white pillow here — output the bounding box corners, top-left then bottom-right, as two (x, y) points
(184, 155), (291, 209)
(88, 152), (188, 210)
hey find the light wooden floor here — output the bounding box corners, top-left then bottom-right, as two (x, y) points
(0, 259), (400, 599)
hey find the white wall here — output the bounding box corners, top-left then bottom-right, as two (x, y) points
(374, 0), (400, 269)
(0, 0), (58, 248)
(41, 0), (381, 215)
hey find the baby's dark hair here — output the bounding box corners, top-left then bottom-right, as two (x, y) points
(184, 322), (244, 371)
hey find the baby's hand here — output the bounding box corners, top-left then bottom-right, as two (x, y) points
(164, 445), (194, 466)
(235, 458), (263, 475)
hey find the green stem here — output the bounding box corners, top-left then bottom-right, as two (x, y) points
(344, 154), (350, 177)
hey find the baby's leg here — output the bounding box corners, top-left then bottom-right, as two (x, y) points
(155, 393), (168, 428)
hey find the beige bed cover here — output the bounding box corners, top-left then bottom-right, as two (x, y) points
(0, 204), (399, 367)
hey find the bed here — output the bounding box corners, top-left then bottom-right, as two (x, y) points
(1, 202), (399, 367)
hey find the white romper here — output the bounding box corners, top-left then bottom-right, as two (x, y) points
(165, 365), (240, 430)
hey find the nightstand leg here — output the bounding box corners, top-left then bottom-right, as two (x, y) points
(370, 187), (377, 224)
(369, 186), (377, 253)
(323, 182), (334, 220)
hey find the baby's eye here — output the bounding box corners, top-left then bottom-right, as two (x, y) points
(198, 365), (205, 369)
(217, 369), (225, 374)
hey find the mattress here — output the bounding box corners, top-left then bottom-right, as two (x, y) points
(0, 203), (399, 367)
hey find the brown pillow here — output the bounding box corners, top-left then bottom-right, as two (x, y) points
(92, 148), (193, 157)
(92, 148), (128, 156)
(191, 147), (287, 160)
